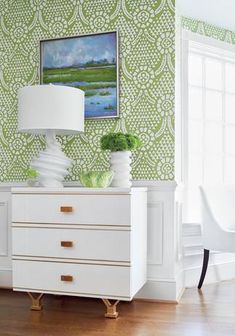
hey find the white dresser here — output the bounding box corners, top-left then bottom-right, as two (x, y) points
(11, 187), (147, 318)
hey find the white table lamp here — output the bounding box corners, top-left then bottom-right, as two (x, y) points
(18, 85), (84, 187)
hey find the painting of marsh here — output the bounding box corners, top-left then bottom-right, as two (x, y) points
(40, 32), (118, 119)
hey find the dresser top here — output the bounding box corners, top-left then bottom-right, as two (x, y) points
(11, 187), (147, 195)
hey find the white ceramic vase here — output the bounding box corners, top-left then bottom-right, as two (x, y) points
(31, 130), (72, 188)
(110, 151), (132, 188)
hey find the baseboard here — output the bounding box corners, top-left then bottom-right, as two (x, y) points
(0, 269), (12, 288)
(185, 260), (235, 288)
(136, 260), (235, 301)
(175, 269), (185, 302)
(135, 278), (182, 302)
(134, 298), (178, 304)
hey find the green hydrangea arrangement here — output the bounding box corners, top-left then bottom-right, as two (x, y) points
(101, 132), (141, 152)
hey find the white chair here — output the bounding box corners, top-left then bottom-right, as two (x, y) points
(198, 186), (235, 289)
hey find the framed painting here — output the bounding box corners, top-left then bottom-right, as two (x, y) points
(40, 31), (119, 119)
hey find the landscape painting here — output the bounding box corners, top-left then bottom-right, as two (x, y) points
(40, 31), (118, 119)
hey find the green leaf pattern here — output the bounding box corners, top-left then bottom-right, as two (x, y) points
(0, 0), (175, 182)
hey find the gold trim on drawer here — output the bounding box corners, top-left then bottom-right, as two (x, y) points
(60, 206), (73, 213)
(60, 275), (73, 282)
(60, 241), (73, 248)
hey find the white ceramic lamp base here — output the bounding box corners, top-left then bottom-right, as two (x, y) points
(31, 130), (71, 188)
(110, 151), (132, 188)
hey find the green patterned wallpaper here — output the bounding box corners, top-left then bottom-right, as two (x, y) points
(0, 0), (175, 182)
(182, 17), (235, 44)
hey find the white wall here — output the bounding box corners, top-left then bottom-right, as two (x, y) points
(177, 0), (235, 33)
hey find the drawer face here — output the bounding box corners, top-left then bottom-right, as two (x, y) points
(12, 194), (130, 226)
(12, 227), (130, 262)
(13, 260), (131, 298)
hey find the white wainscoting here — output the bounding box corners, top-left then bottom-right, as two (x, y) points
(0, 181), (182, 301)
(133, 181), (184, 301)
(4, 181), (235, 300)
(0, 200), (8, 256)
(147, 201), (163, 266)
(0, 180), (187, 301)
(0, 188), (12, 287)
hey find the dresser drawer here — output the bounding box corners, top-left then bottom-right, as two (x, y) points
(13, 260), (131, 298)
(12, 194), (130, 226)
(12, 227), (130, 262)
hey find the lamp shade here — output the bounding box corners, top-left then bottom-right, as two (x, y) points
(18, 85), (84, 135)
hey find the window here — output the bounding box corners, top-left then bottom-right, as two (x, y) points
(180, 31), (235, 222)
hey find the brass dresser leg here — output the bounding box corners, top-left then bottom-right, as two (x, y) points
(102, 299), (119, 318)
(28, 292), (44, 311)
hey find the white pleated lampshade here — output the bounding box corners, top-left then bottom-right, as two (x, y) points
(18, 85), (84, 135)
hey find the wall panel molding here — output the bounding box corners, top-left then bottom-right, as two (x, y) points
(147, 201), (163, 265)
(0, 189), (11, 288)
(0, 201), (8, 257)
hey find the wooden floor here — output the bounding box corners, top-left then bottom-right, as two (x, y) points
(0, 281), (235, 336)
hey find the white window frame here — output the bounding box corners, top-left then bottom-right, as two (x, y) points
(178, 29), (235, 222)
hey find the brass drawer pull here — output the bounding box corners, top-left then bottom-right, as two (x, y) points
(60, 206), (73, 213)
(61, 275), (73, 282)
(61, 241), (73, 248)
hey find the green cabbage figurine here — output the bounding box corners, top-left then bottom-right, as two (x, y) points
(80, 171), (113, 188)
